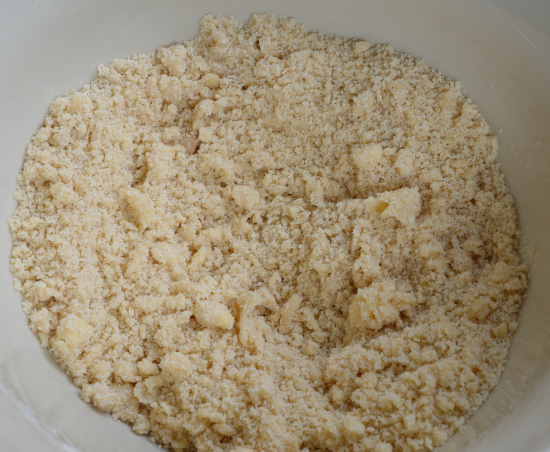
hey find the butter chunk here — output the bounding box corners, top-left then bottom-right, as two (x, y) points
(160, 352), (193, 378)
(394, 149), (415, 177)
(194, 300), (235, 329)
(232, 186), (261, 210)
(56, 314), (93, 349)
(344, 415), (366, 439)
(120, 187), (155, 230)
(279, 294), (302, 332)
(352, 144), (384, 171)
(138, 359), (160, 376)
(202, 73), (220, 88)
(377, 187), (421, 225)
(50, 182), (78, 206)
(189, 246), (209, 271)
(348, 279), (416, 330)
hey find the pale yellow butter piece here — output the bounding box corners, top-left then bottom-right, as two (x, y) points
(377, 186), (421, 225)
(56, 314), (93, 349)
(202, 73), (220, 88)
(50, 182), (78, 206)
(160, 352), (193, 377)
(232, 186), (261, 210)
(194, 300), (235, 329)
(348, 279), (416, 330)
(120, 187), (155, 230)
(352, 144), (384, 171)
(344, 415), (366, 439)
(279, 294), (302, 332)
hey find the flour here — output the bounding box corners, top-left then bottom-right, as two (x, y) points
(10, 13), (528, 452)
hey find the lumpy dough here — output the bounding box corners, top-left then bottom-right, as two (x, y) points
(10, 13), (528, 452)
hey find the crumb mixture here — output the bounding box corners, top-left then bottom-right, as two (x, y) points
(9, 13), (528, 452)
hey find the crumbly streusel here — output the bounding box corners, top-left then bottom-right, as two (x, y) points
(9, 13), (528, 452)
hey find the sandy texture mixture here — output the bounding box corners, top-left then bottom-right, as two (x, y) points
(10, 13), (528, 452)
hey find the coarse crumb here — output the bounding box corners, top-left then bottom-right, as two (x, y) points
(10, 13), (528, 452)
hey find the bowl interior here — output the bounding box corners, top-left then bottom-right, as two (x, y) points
(1, 1), (549, 451)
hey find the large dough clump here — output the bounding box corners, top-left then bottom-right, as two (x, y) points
(10, 13), (527, 452)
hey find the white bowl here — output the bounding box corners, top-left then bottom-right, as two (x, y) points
(1, 1), (549, 451)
